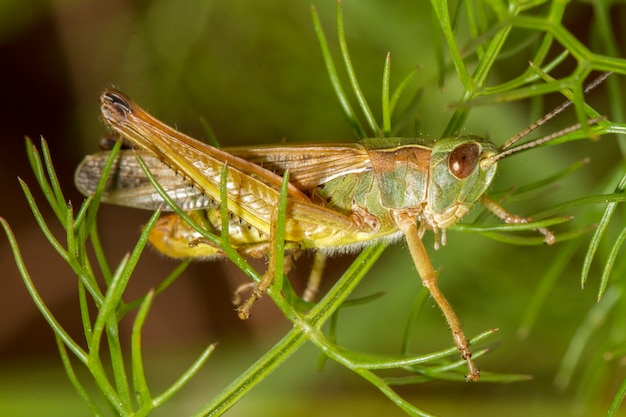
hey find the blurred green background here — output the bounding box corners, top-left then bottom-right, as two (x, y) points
(1, 0), (626, 416)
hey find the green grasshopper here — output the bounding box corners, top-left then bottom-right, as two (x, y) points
(74, 78), (605, 381)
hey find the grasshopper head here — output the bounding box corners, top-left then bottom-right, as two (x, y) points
(427, 135), (498, 226)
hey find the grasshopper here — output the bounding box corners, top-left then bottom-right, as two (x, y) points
(75, 78), (606, 381)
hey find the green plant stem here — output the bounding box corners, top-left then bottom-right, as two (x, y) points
(194, 244), (385, 416)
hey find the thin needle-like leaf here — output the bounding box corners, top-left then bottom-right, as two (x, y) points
(581, 171), (626, 291)
(131, 290), (154, 410)
(311, 5), (365, 138)
(382, 52), (392, 136)
(0, 218), (86, 362)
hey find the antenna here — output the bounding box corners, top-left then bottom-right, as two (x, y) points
(485, 71), (611, 166)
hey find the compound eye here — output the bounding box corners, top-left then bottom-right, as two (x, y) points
(448, 143), (479, 179)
